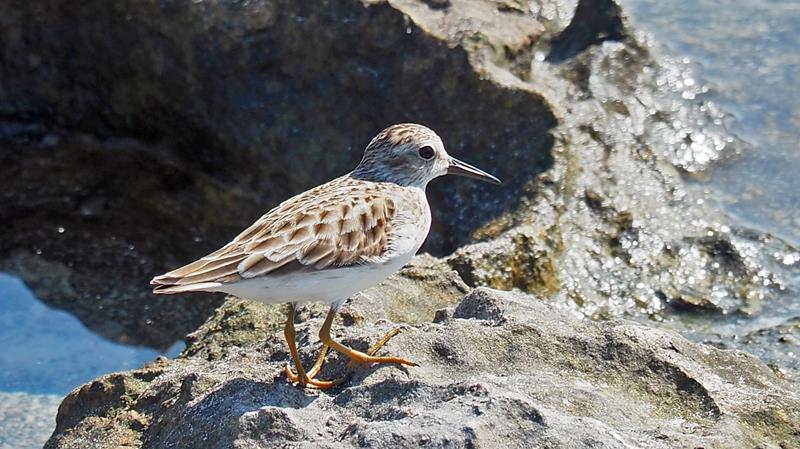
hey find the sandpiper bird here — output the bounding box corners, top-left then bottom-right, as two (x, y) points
(151, 123), (500, 388)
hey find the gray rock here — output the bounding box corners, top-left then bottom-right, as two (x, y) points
(45, 288), (800, 448)
(0, 0), (556, 255)
(0, 138), (241, 347)
(0, 0), (554, 347)
(1, 0), (797, 446)
(1, 0), (793, 352)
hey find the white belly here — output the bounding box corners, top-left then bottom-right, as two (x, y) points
(212, 252), (414, 305)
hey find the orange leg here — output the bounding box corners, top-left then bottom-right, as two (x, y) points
(285, 344), (331, 381)
(283, 304), (308, 386)
(283, 304), (341, 389)
(319, 306), (417, 368)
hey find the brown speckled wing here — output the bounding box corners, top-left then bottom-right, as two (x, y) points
(150, 177), (398, 291)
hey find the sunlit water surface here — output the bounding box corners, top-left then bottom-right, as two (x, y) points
(621, 0), (800, 380)
(622, 0), (800, 245)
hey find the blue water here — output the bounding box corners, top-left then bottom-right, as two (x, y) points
(0, 273), (183, 396)
(622, 0), (800, 246)
(621, 0), (800, 384)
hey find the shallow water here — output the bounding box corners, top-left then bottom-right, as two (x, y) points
(0, 274), (182, 445)
(622, 0), (800, 246)
(0, 274), (182, 395)
(0, 392), (61, 449)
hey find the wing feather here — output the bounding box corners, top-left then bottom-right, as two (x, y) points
(175, 263), (240, 285)
(239, 253), (296, 278)
(298, 240), (335, 265)
(313, 222), (337, 237)
(150, 178), (399, 292)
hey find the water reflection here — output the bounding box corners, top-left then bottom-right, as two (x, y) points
(622, 0), (800, 246)
(620, 0), (800, 383)
(0, 273), (183, 396)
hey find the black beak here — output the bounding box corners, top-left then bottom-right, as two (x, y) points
(447, 157), (501, 184)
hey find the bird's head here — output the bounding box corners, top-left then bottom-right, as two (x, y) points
(352, 123), (500, 187)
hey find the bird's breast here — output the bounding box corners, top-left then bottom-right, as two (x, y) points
(384, 187), (431, 258)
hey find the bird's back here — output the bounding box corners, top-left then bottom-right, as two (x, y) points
(150, 175), (430, 300)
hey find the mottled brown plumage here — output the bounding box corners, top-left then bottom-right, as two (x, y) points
(151, 177), (404, 291)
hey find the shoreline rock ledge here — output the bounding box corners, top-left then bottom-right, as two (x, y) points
(13, 0), (796, 446)
(46, 288), (799, 448)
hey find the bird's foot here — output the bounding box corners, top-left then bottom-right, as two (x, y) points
(285, 365), (345, 389)
(285, 345), (346, 389)
(345, 327), (418, 368)
(285, 327), (416, 389)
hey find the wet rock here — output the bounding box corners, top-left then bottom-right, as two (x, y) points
(1, 0), (790, 349)
(727, 317), (800, 384)
(44, 288), (800, 448)
(444, 0), (790, 321)
(2, 0), (798, 444)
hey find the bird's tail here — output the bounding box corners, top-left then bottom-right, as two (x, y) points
(150, 278), (223, 294)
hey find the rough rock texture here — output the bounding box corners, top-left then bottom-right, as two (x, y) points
(444, 0), (787, 319)
(2, 0), (798, 446)
(45, 288), (800, 449)
(0, 0), (552, 347)
(2, 0), (795, 348)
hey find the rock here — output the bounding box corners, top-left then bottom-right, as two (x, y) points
(729, 317), (800, 384)
(1, 0), (793, 352)
(0, 0), (556, 255)
(0, 0), (553, 348)
(2, 0), (797, 444)
(44, 288), (800, 448)
(442, 0), (790, 320)
(0, 138), (245, 347)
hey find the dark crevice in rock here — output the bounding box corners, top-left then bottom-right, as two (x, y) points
(546, 0), (626, 63)
(420, 0), (451, 10)
(644, 359), (722, 420)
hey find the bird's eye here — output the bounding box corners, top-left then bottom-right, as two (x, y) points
(418, 145), (435, 160)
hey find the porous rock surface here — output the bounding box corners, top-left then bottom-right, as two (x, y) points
(2, 0), (797, 446)
(2, 0), (794, 346)
(2, 0), (794, 351)
(45, 288), (800, 448)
